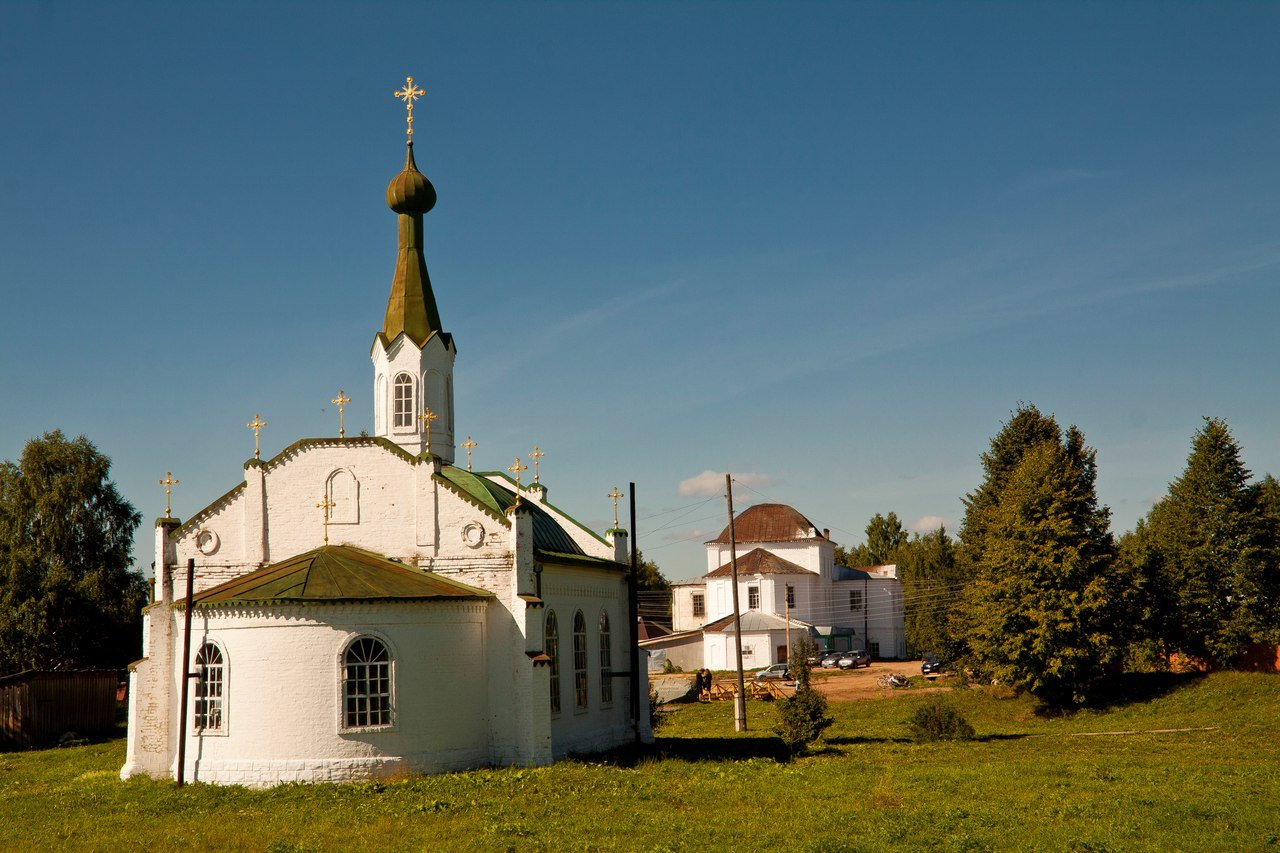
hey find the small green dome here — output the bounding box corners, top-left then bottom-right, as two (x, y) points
(386, 142), (436, 214)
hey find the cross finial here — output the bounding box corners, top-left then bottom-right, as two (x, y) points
(246, 414), (268, 459)
(507, 457), (528, 507)
(158, 472), (179, 518)
(461, 436), (478, 472)
(529, 445), (546, 484)
(607, 486), (625, 529)
(394, 76), (426, 142)
(315, 494), (337, 546)
(331, 390), (351, 438)
(418, 406), (440, 456)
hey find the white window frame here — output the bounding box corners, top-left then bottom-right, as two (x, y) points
(748, 585), (760, 610)
(691, 593), (705, 618)
(546, 610), (561, 717)
(392, 373), (415, 430)
(193, 640), (227, 735)
(850, 589), (864, 611)
(599, 610), (613, 708)
(573, 610), (589, 713)
(339, 634), (396, 733)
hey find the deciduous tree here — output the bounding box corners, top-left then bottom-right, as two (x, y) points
(0, 431), (146, 674)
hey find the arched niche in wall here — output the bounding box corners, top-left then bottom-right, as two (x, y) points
(424, 370), (447, 431)
(327, 468), (360, 525)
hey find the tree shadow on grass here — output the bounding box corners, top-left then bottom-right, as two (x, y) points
(584, 736), (792, 766)
(1078, 672), (1208, 712)
(824, 733), (1031, 746)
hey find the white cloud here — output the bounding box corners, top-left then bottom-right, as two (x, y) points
(677, 470), (773, 497)
(909, 515), (954, 534)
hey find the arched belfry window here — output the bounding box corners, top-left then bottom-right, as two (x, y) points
(545, 610), (561, 715)
(343, 637), (392, 729)
(573, 610), (589, 711)
(194, 642), (224, 732)
(599, 611), (613, 706)
(393, 373), (414, 429)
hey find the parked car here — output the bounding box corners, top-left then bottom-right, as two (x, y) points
(754, 663), (791, 681)
(921, 653), (943, 675)
(820, 650), (845, 669)
(838, 650), (871, 669)
(805, 649), (824, 666)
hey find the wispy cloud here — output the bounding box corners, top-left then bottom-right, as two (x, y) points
(677, 469), (773, 497)
(909, 515), (954, 533)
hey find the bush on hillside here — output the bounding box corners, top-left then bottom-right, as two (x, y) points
(775, 685), (833, 755)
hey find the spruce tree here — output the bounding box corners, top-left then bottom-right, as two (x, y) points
(957, 409), (1118, 707)
(1144, 419), (1279, 662)
(896, 526), (964, 661)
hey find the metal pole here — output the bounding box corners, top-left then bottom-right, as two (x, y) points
(785, 585), (792, 668)
(628, 482), (641, 744)
(176, 557), (195, 787)
(725, 474), (747, 732)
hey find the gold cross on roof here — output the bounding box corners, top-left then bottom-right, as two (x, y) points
(418, 406), (440, 456)
(315, 495), (337, 546)
(607, 486), (625, 529)
(394, 76), (426, 141)
(158, 472), (179, 518)
(331, 390), (351, 438)
(246, 414), (268, 459)
(461, 436), (478, 472)
(529, 446), (546, 484)
(507, 457), (528, 507)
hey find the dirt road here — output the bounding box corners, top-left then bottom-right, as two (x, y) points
(811, 660), (946, 701)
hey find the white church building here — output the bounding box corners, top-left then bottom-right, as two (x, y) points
(122, 112), (650, 787)
(643, 504), (905, 672)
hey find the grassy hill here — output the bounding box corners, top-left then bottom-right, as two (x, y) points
(1, 672), (1276, 851)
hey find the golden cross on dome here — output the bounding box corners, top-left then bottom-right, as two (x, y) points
(529, 446), (546, 484)
(315, 495), (337, 546)
(331, 390), (351, 438)
(158, 472), (179, 518)
(461, 436), (478, 472)
(507, 457), (528, 507)
(246, 414), (268, 459)
(418, 406), (440, 456)
(607, 486), (625, 529)
(394, 76), (426, 141)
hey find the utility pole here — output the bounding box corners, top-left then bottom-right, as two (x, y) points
(725, 473), (747, 732)
(785, 584), (792, 669)
(176, 558), (195, 787)
(628, 482), (641, 744)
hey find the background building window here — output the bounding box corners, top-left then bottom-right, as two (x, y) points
(545, 610), (561, 714)
(748, 586), (760, 610)
(573, 610), (589, 710)
(869, 641), (880, 658)
(343, 637), (392, 728)
(849, 590), (863, 611)
(393, 373), (413, 428)
(786, 585), (795, 609)
(692, 593), (705, 617)
(194, 642), (223, 731)
(599, 611), (613, 706)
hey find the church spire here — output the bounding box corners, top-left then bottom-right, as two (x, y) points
(381, 77), (443, 347)
(381, 140), (443, 346)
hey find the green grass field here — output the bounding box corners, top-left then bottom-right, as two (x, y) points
(2, 672), (1277, 851)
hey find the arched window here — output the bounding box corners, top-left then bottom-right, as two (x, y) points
(573, 610), (588, 711)
(194, 642), (224, 731)
(343, 637), (392, 729)
(545, 610), (561, 715)
(375, 374), (387, 433)
(598, 611), (613, 706)
(392, 373), (414, 429)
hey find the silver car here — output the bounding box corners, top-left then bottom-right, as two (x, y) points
(838, 649), (871, 669)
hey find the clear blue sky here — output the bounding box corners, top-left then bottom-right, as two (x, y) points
(2, 1), (1278, 581)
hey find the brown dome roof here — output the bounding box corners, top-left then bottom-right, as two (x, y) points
(704, 548), (811, 578)
(386, 142), (437, 214)
(710, 503), (822, 544)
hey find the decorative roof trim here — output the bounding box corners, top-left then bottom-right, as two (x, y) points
(481, 471), (610, 547)
(173, 482), (246, 538)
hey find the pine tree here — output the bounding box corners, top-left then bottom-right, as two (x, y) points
(1144, 419), (1279, 662)
(896, 526), (964, 661)
(958, 410), (1118, 707)
(0, 431), (147, 674)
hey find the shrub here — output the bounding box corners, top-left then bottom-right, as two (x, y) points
(906, 699), (975, 742)
(774, 685), (833, 755)
(661, 658), (682, 674)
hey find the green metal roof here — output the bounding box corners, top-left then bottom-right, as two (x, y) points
(182, 545), (493, 608)
(437, 467), (590, 557)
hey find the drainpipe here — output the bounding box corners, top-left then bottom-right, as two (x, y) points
(176, 558), (195, 787)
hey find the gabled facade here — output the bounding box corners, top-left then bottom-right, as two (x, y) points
(653, 503), (905, 671)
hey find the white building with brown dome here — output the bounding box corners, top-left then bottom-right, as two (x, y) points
(648, 503), (905, 672)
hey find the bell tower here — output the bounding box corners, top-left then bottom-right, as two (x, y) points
(371, 78), (457, 462)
